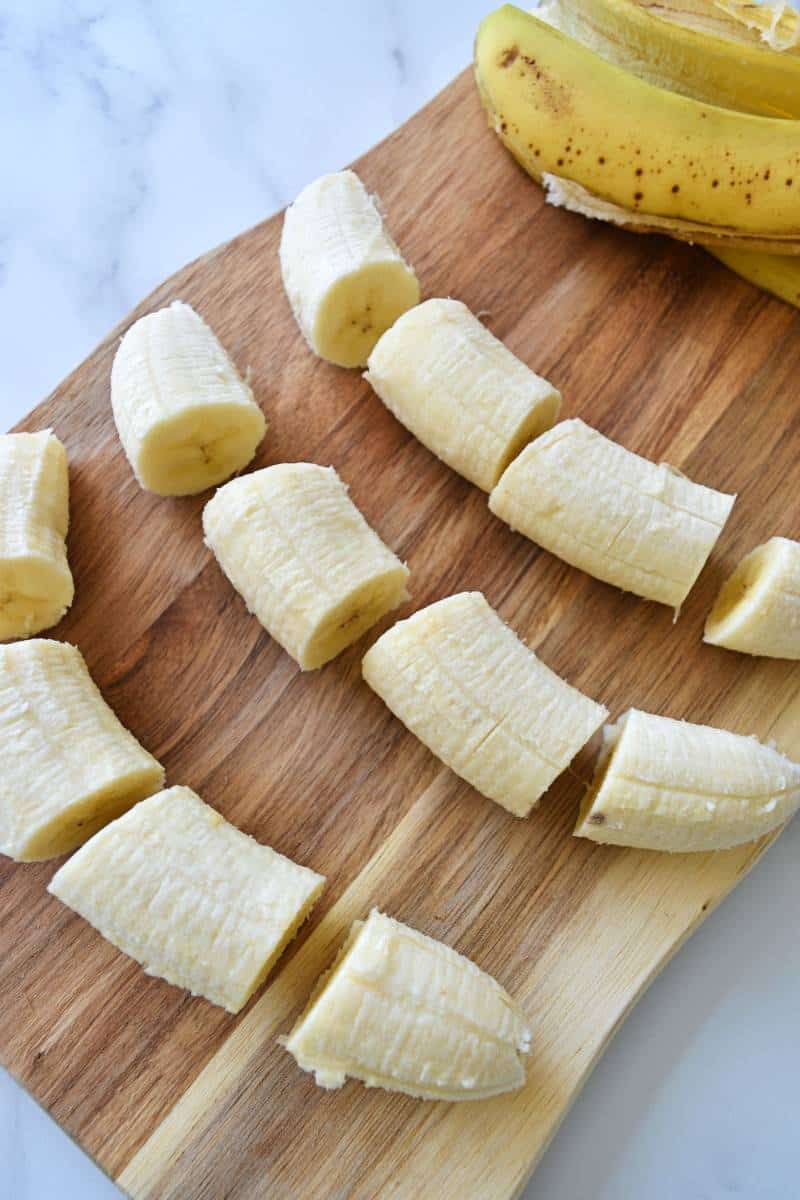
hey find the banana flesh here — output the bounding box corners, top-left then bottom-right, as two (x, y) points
(538, 0), (800, 117)
(365, 298), (561, 492)
(489, 419), (735, 609)
(575, 708), (800, 851)
(279, 170), (420, 368)
(704, 536), (800, 659)
(203, 462), (409, 670)
(49, 785), (325, 1013)
(0, 430), (74, 641)
(0, 639), (164, 861)
(111, 301), (267, 496)
(284, 908), (532, 1099)
(475, 6), (800, 251)
(362, 591), (607, 816)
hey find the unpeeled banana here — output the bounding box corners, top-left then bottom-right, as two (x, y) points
(489, 419), (735, 609)
(0, 430), (74, 641)
(49, 785), (325, 1013)
(475, 5), (800, 252)
(704, 536), (800, 659)
(284, 908), (532, 1099)
(0, 639), (164, 861)
(362, 591), (607, 816)
(365, 298), (561, 492)
(280, 170), (420, 368)
(111, 300), (267, 496)
(575, 708), (800, 851)
(203, 462), (409, 670)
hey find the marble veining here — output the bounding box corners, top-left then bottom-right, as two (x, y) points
(1, 3), (798, 1198)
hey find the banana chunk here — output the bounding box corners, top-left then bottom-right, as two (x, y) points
(362, 591), (607, 816)
(0, 430), (74, 641)
(203, 463), (409, 670)
(284, 908), (532, 1100)
(575, 709), (800, 852)
(279, 170), (420, 368)
(49, 786), (325, 1013)
(0, 639), (164, 861)
(490, 419), (735, 609)
(111, 301), (266, 496)
(704, 537), (800, 659)
(365, 298), (561, 492)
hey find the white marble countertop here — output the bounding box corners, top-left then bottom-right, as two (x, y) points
(1, 2), (798, 1197)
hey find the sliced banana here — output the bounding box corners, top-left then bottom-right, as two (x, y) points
(111, 300), (266, 496)
(575, 709), (800, 852)
(203, 462), (409, 670)
(362, 591), (607, 816)
(0, 430), (73, 641)
(0, 639), (164, 861)
(489, 418), (735, 609)
(365, 298), (561, 492)
(279, 170), (420, 368)
(284, 908), (532, 1100)
(49, 785), (325, 1013)
(704, 537), (800, 659)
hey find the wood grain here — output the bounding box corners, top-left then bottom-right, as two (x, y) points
(1, 68), (798, 1199)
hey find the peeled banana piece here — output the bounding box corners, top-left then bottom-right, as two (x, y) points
(704, 536), (800, 659)
(284, 908), (532, 1099)
(279, 170), (420, 368)
(49, 785), (325, 1013)
(575, 709), (800, 851)
(489, 419), (735, 609)
(0, 639), (164, 861)
(362, 591), (607, 816)
(365, 298), (561, 492)
(0, 430), (74, 641)
(475, 6), (800, 252)
(111, 301), (266, 496)
(203, 463), (409, 670)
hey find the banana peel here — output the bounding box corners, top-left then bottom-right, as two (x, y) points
(476, 1), (800, 304)
(475, 7), (800, 254)
(536, 0), (800, 116)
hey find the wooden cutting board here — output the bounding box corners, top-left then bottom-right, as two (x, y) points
(2, 67), (799, 1200)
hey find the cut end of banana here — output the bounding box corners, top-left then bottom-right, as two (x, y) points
(49, 786), (325, 1012)
(0, 430), (74, 641)
(284, 908), (532, 1100)
(313, 259), (421, 369)
(365, 298), (561, 492)
(111, 301), (267, 496)
(0, 639), (164, 861)
(280, 170), (420, 368)
(490, 418), (735, 609)
(136, 402), (267, 497)
(575, 708), (800, 852)
(362, 591), (607, 816)
(704, 536), (800, 659)
(203, 462), (409, 670)
(0, 555), (74, 644)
